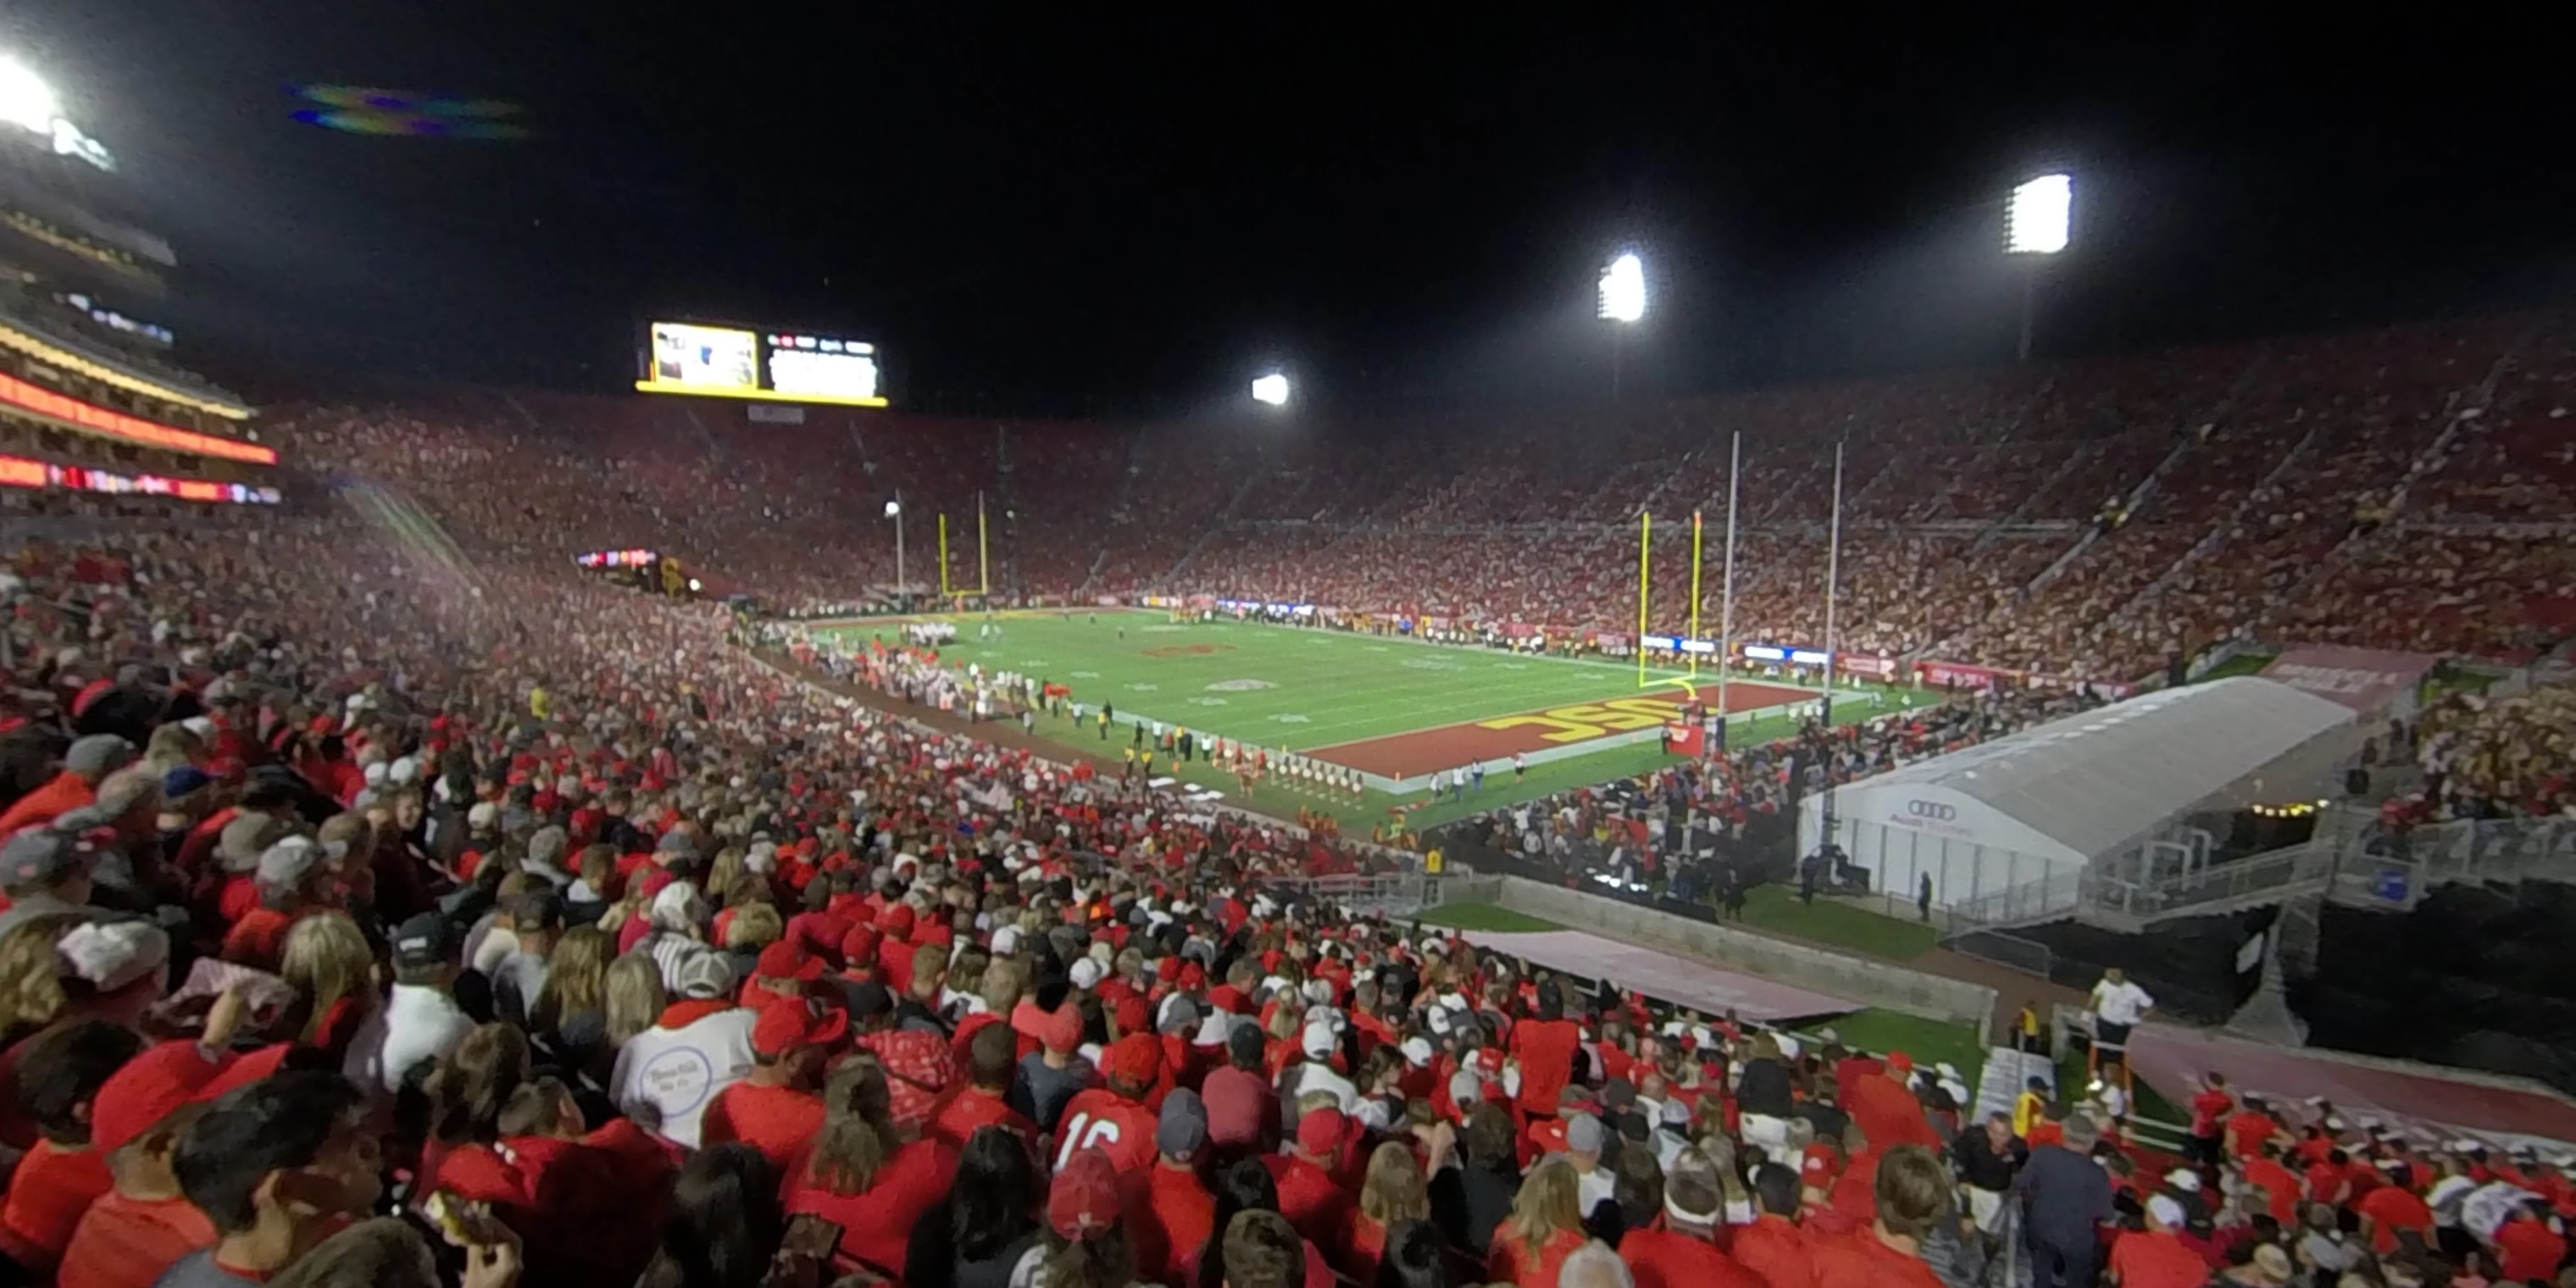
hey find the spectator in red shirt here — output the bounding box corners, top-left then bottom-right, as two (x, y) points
(162, 1070), (384, 1288)
(2107, 1195), (2212, 1288)
(1728, 1163), (1812, 1288)
(219, 836), (333, 971)
(2354, 1162), (2434, 1255)
(1617, 1156), (1763, 1288)
(1203, 1023), (1280, 1158)
(928, 1019), (1037, 1148)
(1340, 1140), (1430, 1283)
(1127, 1089), (1218, 1285)
(0, 1019), (147, 1274)
(2187, 1071), (2234, 1167)
(1028, 1147), (1136, 1288)
(1056, 1034), (1163, 1173)
(0, 735), (133, 837)
(1267, 1108), (1354, 1248)
(1802, 1144), (1950, 1288)
(2495, 1202), (2568, 1284)
(2223, 1096), (2281, 1161)
(700, 997), (844, 1169)
(1508, 983), (1582, 1124)
(1487, 1157), (1589, 1288)
(781, 1058), (962, 1275)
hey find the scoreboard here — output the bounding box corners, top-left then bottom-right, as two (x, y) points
(635, 319), (888, 408)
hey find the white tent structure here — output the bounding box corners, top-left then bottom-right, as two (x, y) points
(1799, 677), (2364, 918)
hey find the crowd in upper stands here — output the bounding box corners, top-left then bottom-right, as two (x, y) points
(257, 313), (2575, 697)
(2389, 686), (2576, 826)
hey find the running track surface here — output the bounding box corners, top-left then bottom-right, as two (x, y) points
(1310, 680), (1818, 777)
(2127, 1026), (2576, 1142)
(1447, 928), (1862, 1022)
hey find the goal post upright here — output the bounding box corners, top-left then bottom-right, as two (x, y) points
(1689, 509), (1704, 680)
(1635, 508), (1651, 688)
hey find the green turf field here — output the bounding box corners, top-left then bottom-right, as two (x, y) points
(826, 612), (1738, 752)
(813, 610), (1940, 829)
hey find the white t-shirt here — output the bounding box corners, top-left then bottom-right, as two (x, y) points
(347, 984), (475, 1095)
(2090, 980), (2156, 1026)
(609, 1006), (759, 1148)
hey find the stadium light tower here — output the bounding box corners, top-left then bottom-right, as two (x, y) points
(0, 57), (62, 135)
(883, 495), (907, 604)
(1598, 252), (1646, 401)
(2005, 174), (2072, 362)
(1250, 372), (1291, 408)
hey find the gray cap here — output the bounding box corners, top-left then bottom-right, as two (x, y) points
(1566, 1112), (1607, 1154)
(1, 829), (86, 891)
(528, 825), (569, 868)
(65, 735), (136, 780)
(675, 950), (738, 1001)
(255, 836), (324, 890)
(1158, 1088), (1209, 1159)
(217, 814), (288, 874)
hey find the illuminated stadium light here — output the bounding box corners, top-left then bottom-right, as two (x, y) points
(2007, 174), (2073, 255)
(1250, 373), (1291, 407)
(882, 498), (902, 518)
(1597, 253), (1646, 323)
(0, 58), (58, 135)
(0, 56), (112, 169)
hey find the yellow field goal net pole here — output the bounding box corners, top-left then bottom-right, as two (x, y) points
(1689, 509), (1704, 681)
(977, 491), (991, 598)
(1635, 508), (1651, 687)
(937, 513), (952, 597)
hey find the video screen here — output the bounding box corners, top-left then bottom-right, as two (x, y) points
(764, 333), (880, 402)
(648, 322), (759, 391)
(636, 321), (888, 407)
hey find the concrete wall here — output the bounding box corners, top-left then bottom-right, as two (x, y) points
(1485, 876), (1997, 1042)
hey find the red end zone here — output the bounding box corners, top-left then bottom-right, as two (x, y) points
(1307, 681), (1815, 778)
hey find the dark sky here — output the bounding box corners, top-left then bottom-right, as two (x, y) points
(10, 4), (2575, 415)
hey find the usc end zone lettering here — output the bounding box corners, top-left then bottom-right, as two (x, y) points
(1478, 696), (1688, 744)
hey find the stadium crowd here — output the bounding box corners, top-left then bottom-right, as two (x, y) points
(7, 501), (2568, 1288)
(256, 313), (2576, 695)
(1439, 683), (2112, 902)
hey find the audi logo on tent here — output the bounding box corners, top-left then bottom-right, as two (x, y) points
(1907, 800), (1957, 822)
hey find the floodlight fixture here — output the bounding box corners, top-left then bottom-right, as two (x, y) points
(1598, 252), (1646, 323)
(2006, 174), (2073, 255)
(1251, 372), (1291, 407)
(0, 58), (60, 136)
(882, 498), (902, 518)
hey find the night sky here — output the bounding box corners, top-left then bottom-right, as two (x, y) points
(10, 4), (2573, 416)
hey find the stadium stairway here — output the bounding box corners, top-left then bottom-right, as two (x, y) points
(1973, 1046), (2057, 1124)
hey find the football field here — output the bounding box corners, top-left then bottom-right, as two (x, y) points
(809, 610), (1941, 826)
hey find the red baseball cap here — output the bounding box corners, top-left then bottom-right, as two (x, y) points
(1102, 1034), (1161, 1087)
(756, 941), (826, 982)
(1032, 1003), (1082, 1054)
(752, 998), (851, 1058)
(1048, 1147), (1121, 1241)
(1113, 997), (1149, 1036)
(91, 1041), (292, 1154)
(1296, 1107), (1347, 1159)
(840, 923), (882, 965)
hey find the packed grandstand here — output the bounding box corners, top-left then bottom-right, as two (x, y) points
(10, 53), (2576, 1288)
